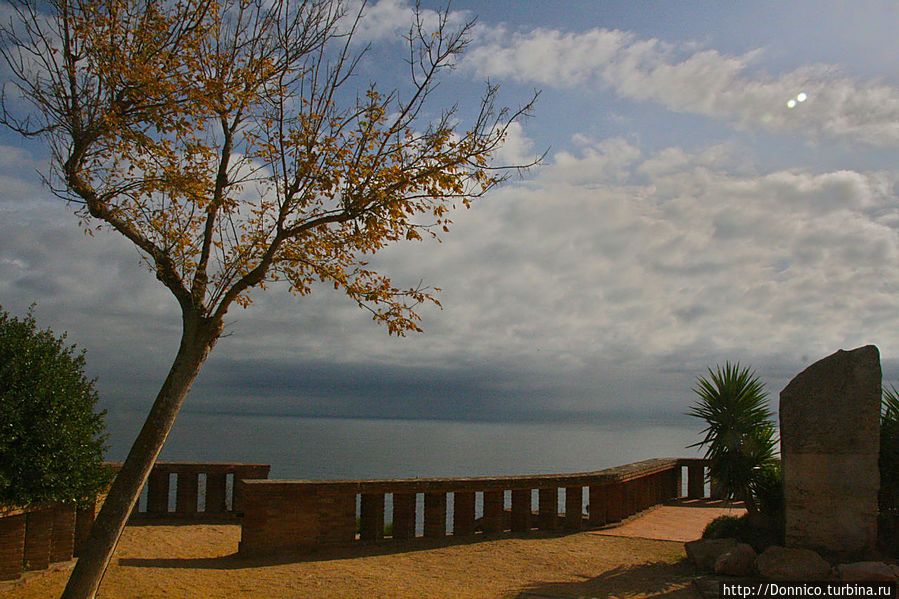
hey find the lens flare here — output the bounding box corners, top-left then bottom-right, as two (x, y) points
(786, 92), (808, 109)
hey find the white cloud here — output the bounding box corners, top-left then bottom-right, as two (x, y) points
(347, 0), (473, 44)
(4, 135), (899, 415)
(361, 138), (899, 378)
(464, 26), (899, 147)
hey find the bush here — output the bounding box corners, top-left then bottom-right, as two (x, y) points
(880, 386), (899, 556)
(750, 462), (784, 526)
(0, 305), (110, 506)
(702, 512), (782, 552)
(881, 386), (899, 515)
(702, 514), (747, 540)
(688, 362), (778, 514)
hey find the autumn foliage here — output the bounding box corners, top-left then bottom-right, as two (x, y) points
(1, 1), (535, 596)
(2, 0), (533, 334)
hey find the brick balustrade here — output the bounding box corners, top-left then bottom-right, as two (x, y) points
(238, 457), (710, 556)
(0, 461), (270, 581)
(2, 459), (709, 577)
(114, 462), (271, 520)
(0, 500), (97, 581)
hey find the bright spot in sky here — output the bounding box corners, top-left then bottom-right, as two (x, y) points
(787, 92), (808, 109)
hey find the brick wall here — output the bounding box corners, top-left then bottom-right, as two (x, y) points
(107, 462), (271, 521)
(0, 501), (95, 581)
(239, 457), (709, 557)
(0, 461), (271, 581)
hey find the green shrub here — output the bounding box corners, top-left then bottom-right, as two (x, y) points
(750, 462), (784, 525)
(702, 514), (747, 539)
(0, 306), (110, 506)
(688, 362), (778, 514)
(702, 512), (782, 552)
(881, 386), (899, 515)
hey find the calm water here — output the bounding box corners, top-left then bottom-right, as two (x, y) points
(105, 410), (704, 479)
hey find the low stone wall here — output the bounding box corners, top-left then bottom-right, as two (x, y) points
(0, 461), (271, 581)
(115, 462), (271, 520)
(0, 499), (98, 581)
(238, 458), (709, 556)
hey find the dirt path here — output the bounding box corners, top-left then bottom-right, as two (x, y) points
(2, 523), (700, 598)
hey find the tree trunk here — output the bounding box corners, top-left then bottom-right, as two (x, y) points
(61, 313), (220, 599)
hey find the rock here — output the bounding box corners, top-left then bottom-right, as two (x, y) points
(685, 538), (738, 572)
(837, 562), (898, 582)
(714, 543), (757, 577)
(780, 345), (881, 553)
(756, 546), (832, 580)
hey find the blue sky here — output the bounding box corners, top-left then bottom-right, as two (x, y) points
(2, 0), (899, 438)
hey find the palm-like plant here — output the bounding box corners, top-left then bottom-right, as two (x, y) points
(881, 385), (899, 515)
(688, 362), (778, 514)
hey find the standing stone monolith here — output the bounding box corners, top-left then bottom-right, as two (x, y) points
(780, 345), (881, 554)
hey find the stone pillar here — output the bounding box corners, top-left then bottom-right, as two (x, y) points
(175, 472), (199, 514)
(588, 484), (607, 526)
(452, 492), (476, 536)
(780, 345), (881, 554)
(232, 465), (271, 515)
(687, 463), (705, 499)
(0, 513), (25, 580)
(146, 469), (170, 514)
(537, 488), (558, 531)
(24, 507), (53, 571)
(423, 493), (446, 538)
(359, 493), (385, 541)
(482, 491), (504, 533)
(205, 472), (228, 514)
(391, 493), (416, 539)
(564, 487), (583, 531)
(510, 489), (531, 532)
(50, 504), (76, 563)
(606, 483), (627, 523)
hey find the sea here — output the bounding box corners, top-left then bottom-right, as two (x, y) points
(104, 409), (704, 480)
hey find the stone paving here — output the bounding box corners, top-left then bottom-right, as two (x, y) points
(593, 498), (747, 543)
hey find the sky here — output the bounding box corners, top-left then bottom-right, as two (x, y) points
(2, 0), (899, 439)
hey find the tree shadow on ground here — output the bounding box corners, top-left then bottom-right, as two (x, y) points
(514, 559), (700, 599)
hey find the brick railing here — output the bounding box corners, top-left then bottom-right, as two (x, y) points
(238, 457), (710, 556)
(0, 499), (99, 581)
(0, 462), (270, 581)
(117, 462), (271, 520)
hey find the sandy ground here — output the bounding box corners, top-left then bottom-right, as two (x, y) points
(2, 524), (702, 598)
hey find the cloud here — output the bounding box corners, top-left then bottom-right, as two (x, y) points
(3, 87), (899, 424)
(4, 134), (899, 420)
(347, 0), (473, 44)
(463, 26), (899, 147)
(361, 134), (899, 384)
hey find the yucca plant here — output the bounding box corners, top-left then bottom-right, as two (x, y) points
(881, 385), (899, 515)
(688, 362), (778, 515)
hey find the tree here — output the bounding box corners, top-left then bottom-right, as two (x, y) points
(0, 1), (537, 596)
(0, 305), (110, 507)
(687, 362), (778, 514)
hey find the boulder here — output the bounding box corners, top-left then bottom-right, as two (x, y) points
(756, 546), (831, 580)
(685, 538), (738, 572)
(780, 346), (881, 553)
(837, 562), (898, 582)
(714, 543), (757, 577)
